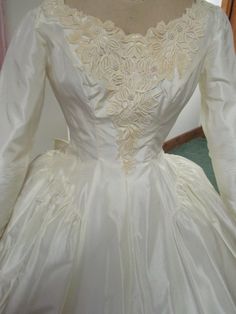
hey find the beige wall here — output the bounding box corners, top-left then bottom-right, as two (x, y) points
(3, 0), (222, 157)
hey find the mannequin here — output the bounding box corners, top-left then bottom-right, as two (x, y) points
(64, 0), (195, 36)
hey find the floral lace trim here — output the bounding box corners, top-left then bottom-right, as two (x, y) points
(41, 0), (212, 80)
(41, 0), (213, 174)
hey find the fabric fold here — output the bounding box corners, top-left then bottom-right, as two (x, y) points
(199, 8), (236, 221)
(0, 8), (47, 237)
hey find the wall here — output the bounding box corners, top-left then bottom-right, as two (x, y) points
(3, 0), (222, 157)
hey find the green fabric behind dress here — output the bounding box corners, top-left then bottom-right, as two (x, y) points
(169, 137), (219, 192)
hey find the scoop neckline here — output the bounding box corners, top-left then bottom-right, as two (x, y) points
(58, 0), (203, 39)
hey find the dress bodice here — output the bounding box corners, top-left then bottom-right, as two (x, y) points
(1, 0), (236, 239)
(38, 0), (214, 173)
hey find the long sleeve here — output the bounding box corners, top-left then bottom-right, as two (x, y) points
(0, 8), (47, 238)
(199, 7), (236, 220)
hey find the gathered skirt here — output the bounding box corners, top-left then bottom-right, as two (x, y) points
(0, 147), (236, 314)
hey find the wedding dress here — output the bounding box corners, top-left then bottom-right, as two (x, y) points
(0, 0), (236, 313)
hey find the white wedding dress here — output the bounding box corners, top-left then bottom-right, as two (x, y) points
(0, 0), (236, 313)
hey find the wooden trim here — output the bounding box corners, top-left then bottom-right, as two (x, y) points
(221, 0), (233, 16)
(230, 0), (236, 51)
(162, 126), (205, 152)
(221, 0), (236, 51)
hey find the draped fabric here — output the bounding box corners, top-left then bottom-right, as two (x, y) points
(0, 0), (236, 313)
(0, 0), (7, 70)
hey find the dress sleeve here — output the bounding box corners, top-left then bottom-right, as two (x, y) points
(199, 7), (236, 220)
(0, 8), (47, 237)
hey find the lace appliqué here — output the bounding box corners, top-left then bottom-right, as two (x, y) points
(41, 0), (211, 174)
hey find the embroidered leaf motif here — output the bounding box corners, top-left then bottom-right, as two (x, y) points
(41, 0), (213, 174)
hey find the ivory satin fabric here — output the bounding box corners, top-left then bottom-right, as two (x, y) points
(0, 0), (236, 313)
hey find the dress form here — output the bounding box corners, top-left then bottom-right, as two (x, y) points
(64, 0), (195, 36)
